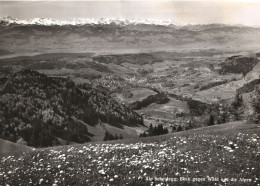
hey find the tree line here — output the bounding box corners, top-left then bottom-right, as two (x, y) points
(140, 124), (169, 137)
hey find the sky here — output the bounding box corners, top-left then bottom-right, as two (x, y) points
(1, 1), (260, 26)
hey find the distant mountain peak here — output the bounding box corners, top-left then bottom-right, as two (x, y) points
(0, 16), (180, 26)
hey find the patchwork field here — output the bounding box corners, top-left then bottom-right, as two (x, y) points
(0, 50), (259, 144)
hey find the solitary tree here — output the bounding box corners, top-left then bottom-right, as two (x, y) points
(209, 114), (215, 126)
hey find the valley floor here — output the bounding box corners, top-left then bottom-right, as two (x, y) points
(0, 121), (259, 186)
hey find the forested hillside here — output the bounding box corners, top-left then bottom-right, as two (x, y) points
(0, 70), (143, 147)
(219, 56), (259, 75)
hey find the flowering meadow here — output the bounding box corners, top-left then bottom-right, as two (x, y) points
(0, 124), (259, 186)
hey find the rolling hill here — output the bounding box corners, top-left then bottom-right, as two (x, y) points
(0, 52), (259, 149)
(0, 69), (143, 147)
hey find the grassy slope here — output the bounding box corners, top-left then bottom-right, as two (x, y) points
(81, 122), (143, 142)
(0, 139), (33, 157)
(68, 120), (259, 145)
(0, 121), (259, 186)
(0, 49), (13, 56)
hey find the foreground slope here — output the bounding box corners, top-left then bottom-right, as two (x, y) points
(0, 121), (259, 186)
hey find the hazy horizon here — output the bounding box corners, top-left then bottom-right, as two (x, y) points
(0, 1), (260, 26)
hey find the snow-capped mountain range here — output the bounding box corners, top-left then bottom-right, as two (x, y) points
(0, 16), (180, 26)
